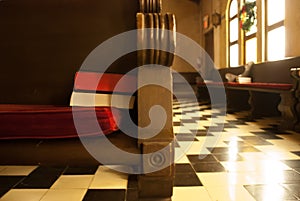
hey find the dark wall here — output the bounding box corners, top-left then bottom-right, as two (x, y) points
(0, 0), (139, 105)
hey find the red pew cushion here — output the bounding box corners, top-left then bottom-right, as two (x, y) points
(0, 105), (120, 139)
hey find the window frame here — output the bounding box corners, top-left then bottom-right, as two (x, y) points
(226, 0), (286, 67)
(227, 0), (242, 67)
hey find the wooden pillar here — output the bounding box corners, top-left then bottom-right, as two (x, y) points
(137, 66), (174, 199)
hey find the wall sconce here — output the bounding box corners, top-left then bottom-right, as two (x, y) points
(212, 12), (221, 27)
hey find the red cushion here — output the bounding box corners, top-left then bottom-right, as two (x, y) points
(74, 71), (137, 93)
(225, 82), (293, 90)
(0, 105), (120, 139)
(198, 82), (293, 91)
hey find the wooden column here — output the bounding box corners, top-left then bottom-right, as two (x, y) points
(137, 66), (174, 200)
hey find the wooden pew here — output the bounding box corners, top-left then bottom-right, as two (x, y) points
(197, 57), (300, 131)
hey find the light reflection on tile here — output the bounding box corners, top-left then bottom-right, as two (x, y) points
(197, 170), (295, 187)
(221, 160), (291, 172)
(206, 185), (256, 201)
(255, 146), (300, 160)
(245, 184), (297, 201)
(239, 152), (270, 161)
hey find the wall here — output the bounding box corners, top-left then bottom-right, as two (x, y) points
(163, 0), (201, 72)
(199, 0), (228, 68)
(0, 0), (139, 105)
(285, 0), (300, 57)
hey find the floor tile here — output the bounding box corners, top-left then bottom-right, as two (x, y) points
(197, 172), (267, 187)
(174, 172), (202, 186)
(180, 119), (198, 123)
(250, 131), (283, 139)
(294, 168), (300, 173)
(204, 125), (225, 132)
(63, 166), (98, 175)
(51, 175), (94, 189)
(261, 127), (291, 135)
(256, 146), (300, 160)
(208, 147), (233, 154)
(281, 183), (300, 199)
(172, 187), (212, 201)
(174, 164), (202, 186)
(174, 150), (190, 164)
(181, 141), (210, 155)
(218, 123), (238, 129)
(192, 162), (225, 172)
(266, 140), (300, 151)
(227, 119), (248, 125)
(175, 164), (194, 173)
(246, 169), (300, 184)
(0, 189), (10, 198)
(40, 189), (87, 201)
(174, 126), (195, 135)
(206, 185), (256, 201)
(223, 140), (249, 147)
(222, 128), (258, 137)
(239, 152), (271, 161)
(187, 154), (218, 163)
(15, 166), (65, 189)
(0, 166), (37, 176)
(244, 184), (298, 201)
(0, 176), (24, 188)
(292, 151), (300, 157)
(221, 159), (290, 172)
(82, 189), (125, 201)
(281, 160), (300, 168)
(213, 153), (244, 162)
(239, 136), (273, 145)
(193, 130), (214, 136)
(173, 122), (182, 126)
(197, 172), (231, 187)
(281, 170), (300, 182)
(0, 189), (48, 201)
(238, 146), (261, 153)
(176, 134), (198, 141)
(89, 166), (128, 189)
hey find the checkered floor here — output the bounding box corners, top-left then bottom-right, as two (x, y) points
(1, 100), (300, 201)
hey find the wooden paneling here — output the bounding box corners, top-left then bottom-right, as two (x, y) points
(0, 0), (139, 105)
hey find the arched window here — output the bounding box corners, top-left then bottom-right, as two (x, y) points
(226, 0), (286, 67)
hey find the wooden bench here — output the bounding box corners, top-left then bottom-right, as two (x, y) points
(291, 67), (300, 132)
(0, 0), (175, 200)
(197, 56), (300, 131)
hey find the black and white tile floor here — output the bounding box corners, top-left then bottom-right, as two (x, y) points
(1, 100), (300, 201)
